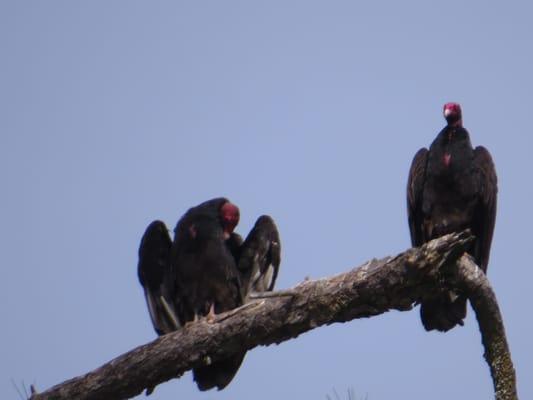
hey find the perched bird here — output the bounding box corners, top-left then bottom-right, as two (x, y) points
(138, 197), (281, 391)
(407, 103), (497, 332)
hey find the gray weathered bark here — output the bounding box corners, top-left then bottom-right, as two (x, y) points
(455, 256), (517, 399)
(29, 231), (517, 400)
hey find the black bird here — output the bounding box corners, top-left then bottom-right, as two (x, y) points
(407, 103), (497, 332)
(138, 197), (281, 390)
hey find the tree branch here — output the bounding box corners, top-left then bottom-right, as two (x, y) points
(455, 255), (517, 400)
(29, 231), (517, 400)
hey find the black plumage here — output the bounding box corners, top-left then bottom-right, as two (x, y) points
(238, 215), (281, 297)
(138, 197), (281, 391)
(407, 103), (497, 332)
(137, 220), (177, 335)
(170, 198), (242, 324)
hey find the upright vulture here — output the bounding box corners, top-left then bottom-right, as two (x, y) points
(138, 198), (281, 391)
(407, 103), (498, 332)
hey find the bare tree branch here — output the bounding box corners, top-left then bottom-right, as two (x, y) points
(455, 255), (517, 400)
(29, 231), (517, 400)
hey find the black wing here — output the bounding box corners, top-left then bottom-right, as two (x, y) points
(407, 148), (428, 247)
(472, 146), (498, 271)
(138, 220), (179, 335)
(238, 215), (281, 297)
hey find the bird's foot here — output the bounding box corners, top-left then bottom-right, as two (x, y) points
(206, 303), (216, 323)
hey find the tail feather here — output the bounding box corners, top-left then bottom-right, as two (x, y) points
(420, 293), (467, 332)
(193, 352), (246, 391)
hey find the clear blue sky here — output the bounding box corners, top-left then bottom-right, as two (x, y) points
(2, 2), (532, 399)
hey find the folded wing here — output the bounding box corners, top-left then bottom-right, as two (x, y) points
(407, 148), (429, 247)
(472, 146), (498, 271)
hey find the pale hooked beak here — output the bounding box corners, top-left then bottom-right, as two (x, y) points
(444, 108), (453, 118)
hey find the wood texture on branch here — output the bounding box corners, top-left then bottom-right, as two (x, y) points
(455, 255), (517, 400)
(29, 231), (516, 400)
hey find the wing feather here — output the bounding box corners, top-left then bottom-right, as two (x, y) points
(238, 215), (281, 297)
(473, 146), (498, 271)
(138, 220), (179, 334)
(407, 148), (429, 246)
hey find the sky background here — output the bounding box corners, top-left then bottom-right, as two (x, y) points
(1, 1), (532, 399)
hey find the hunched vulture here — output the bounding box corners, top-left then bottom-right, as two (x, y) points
(138, 197), (281, 390)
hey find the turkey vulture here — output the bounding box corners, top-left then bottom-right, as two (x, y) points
(407, 103), (497, 332)
(138, 197), (281, 390)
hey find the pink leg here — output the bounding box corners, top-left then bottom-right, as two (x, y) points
(206, 303), (216, 323)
